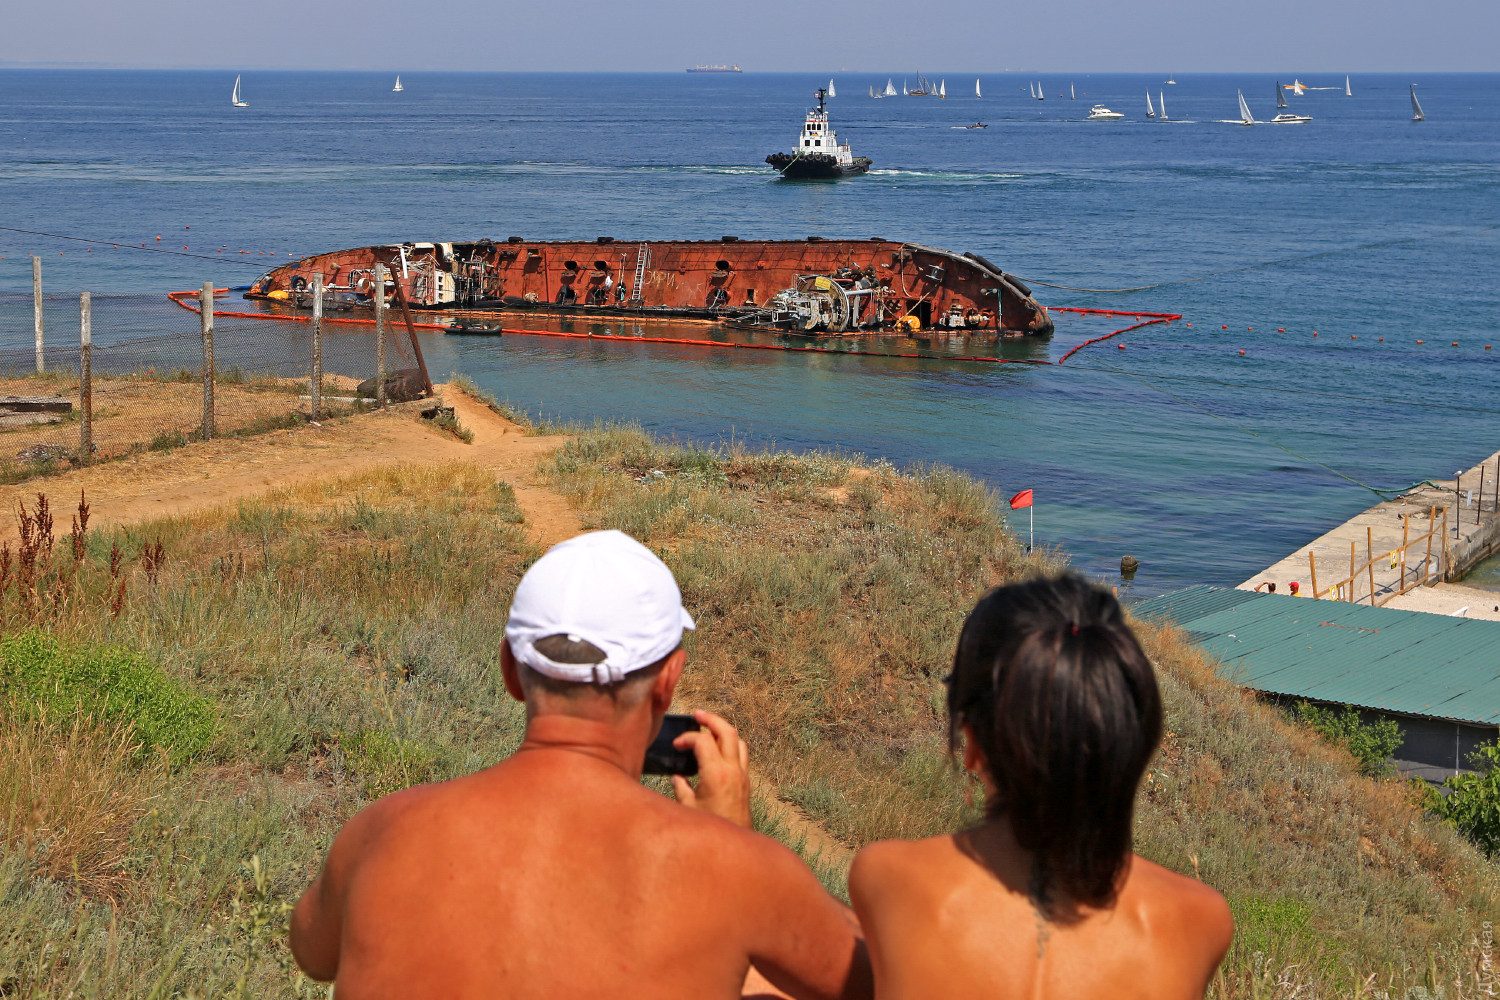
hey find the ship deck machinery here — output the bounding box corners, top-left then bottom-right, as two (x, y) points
(245, 237), (1053, 337)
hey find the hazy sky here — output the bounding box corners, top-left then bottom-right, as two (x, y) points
(5, 0), (1498, 73)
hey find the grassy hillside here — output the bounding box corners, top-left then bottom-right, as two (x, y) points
(0, 422), (1493, 997)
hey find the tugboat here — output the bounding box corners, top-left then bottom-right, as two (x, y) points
(765, 89), (872, 180)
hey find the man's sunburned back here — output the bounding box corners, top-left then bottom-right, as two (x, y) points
(316, 749), (849, 1000)
(849, 827), (1232, 1000)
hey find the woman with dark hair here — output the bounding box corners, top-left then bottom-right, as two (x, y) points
(848, 574), (1232, 998)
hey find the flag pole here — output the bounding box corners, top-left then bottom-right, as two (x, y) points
(1029, 503), (1034, 553)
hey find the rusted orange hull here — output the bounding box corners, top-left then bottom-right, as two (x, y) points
(246, 237), (1052, 336)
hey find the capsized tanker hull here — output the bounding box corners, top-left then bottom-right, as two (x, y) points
(245, 238), (1053, 337)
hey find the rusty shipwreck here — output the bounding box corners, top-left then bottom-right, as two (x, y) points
(246, 238), (1052, 337)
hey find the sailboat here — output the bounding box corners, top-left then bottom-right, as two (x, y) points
(1146, 92), (1156, 118)
(884, 79), (898, 97)
(975, 78), (982, 99)
(393, 75), (403, 93)
(903, 79), (909, 95)
(1290, 79), (1306, 96)
(1070, 82), (1076, 100)
(1345, 75), (1352, 97)
(1410, 84), (1425, 121)
(870, 85), (877, 99)
(1276, 82), (1287, 109)
(938, 80), (946, 98)
(231, 75), (249, 108)
(1236, 90), (1256, 125)
(1159, 91), (1168, 120)
(828, 79), (836, 98)
(1028, 81), (1036, 99)
(1036, 81), (1044, 101)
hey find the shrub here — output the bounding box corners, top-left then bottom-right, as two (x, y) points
(1293, 700), (1403, 777)
(0, 630), (215, 765)
(1432, 743), (1500, 856)
(340, 730), (440, 800)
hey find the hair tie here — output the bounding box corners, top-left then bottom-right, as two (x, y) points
(1070, 624), (1080, 636)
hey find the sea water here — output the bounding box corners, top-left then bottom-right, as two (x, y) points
(1, 70), (1497, 597)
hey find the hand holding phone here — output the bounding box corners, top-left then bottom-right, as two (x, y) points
(642, 714), (701, 777)
(665, 710), (753, 829)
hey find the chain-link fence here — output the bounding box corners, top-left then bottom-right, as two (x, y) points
(0, 263), (425, 481)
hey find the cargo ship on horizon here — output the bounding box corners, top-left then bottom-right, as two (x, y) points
(687, 64), (742, 73)
(246, 237), (1052, 337)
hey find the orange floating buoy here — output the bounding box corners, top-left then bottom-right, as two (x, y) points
(1378, 337), (1384, 342)
(1185, 323), (1192, 327)
(1221, 324), (1228, 329)
(185, 225), (190, 230)
(183, 246), (189, 250)
(1487, 345), (1492, 350)
(1247, 327), (1253, 331)
(1277, 328), (1285, 332)
(1117, 343), (1126, 350)
(1351, 334), (1357, 339)
(1452, 342), (1459, 347)
(1312, 332), (1318, 337)
(86, 248), (92, 252)
(155, 236), (161, 240)
(1417, 339), (1424, 344)
(1239, 349), (1246, 355)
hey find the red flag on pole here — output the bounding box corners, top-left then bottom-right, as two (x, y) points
(1009, 489), (1034, 510)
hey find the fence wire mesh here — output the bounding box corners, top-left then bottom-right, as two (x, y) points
(0, 282), (418, 481)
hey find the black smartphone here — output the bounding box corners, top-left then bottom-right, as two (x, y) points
(642, 714), (701, 776)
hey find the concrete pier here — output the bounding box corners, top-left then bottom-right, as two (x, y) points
(1240, 447), (1500, 619)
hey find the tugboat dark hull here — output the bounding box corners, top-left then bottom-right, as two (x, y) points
(766, 152), (873, 179)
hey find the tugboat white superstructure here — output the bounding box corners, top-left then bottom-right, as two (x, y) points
(766, 89), (872, 180)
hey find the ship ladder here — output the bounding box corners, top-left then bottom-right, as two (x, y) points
(630, 243), (650, 307)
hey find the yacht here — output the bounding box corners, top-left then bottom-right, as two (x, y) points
(231, 75), (249, 108)
(1269, 112), (1313, 124)
(1086, 104), (1125, 120)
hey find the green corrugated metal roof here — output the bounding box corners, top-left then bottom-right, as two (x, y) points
(1134, 585), (1500, 725)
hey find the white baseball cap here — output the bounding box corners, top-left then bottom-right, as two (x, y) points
(505, 530), (696, 684)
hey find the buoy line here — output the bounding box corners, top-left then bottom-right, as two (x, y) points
(166, 290), (1500, 423)
(0, 226), (284, 267)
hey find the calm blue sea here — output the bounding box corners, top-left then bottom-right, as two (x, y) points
(1, 70), (1497, 597)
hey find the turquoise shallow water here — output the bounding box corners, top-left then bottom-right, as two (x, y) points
(1, 70), (1498, 598)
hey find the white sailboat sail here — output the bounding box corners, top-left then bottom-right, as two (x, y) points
(1238, 89), (1255, 125)
(1029, 81), (1035, 99)
(828, 79), (836, 97)
(938, 80), (945, 98)
(1345, 75), (1352, 97)
(1410, 84), (1425, 121)
(1070, 82), (1076, 100)
(1291, 79), (1306, 96)
(884, 79), (897, 97)
(903, 79), (908, 95)
(393, 74), (403, 92)
(1037, 80), (1044, 101)
(1147, 91), (1156, 117)
(1160, 91), (1167, 119)
(231, 75), (248, 107)
(975, 77), (982, 99)
(870, 85), (876, 98)
(1276, 82), (1287, 109)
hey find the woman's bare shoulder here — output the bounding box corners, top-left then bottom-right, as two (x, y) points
(850, 836), (964, 900)
(1123, 855), (1234, 950)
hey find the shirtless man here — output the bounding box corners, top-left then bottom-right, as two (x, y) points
(290, 530), (869, 1000)
(849, 574), (1232, 999)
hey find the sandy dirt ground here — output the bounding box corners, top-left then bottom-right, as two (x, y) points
(1385, 581), (1500, 621)
(0, 382), (581, 549)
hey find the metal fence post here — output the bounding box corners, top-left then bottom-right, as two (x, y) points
(79, 293), (92, 464)
(200, 281), (215, 440)
(310, 275), (323, 420)
(32, 256), (44, 373)
(374, 262), (387, 409)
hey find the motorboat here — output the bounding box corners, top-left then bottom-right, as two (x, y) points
(963, 122), (988, 129)
(1269, 113), (1313, 124)
(765, 88), (872, 179)
(1086, 105), (1125, 120)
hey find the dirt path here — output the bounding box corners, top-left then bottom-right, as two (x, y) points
(0, 384), (582, 549)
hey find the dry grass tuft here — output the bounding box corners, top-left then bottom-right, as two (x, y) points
(0, 705), (163, 898)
